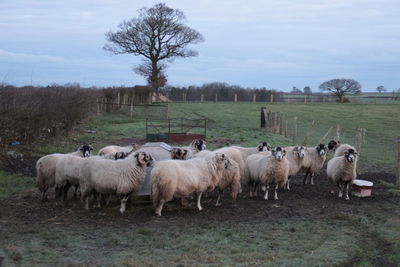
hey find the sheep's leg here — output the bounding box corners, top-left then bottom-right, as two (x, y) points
(41, 187), (48, 202)
(274, 184), (279, 200)
(264, 186), (269, 200)
(345, 182), (350, 200)
(73, 184), (80, 198)
(215, 189), (223, 206)
(310, 173), (315, 186)
(196, 192), (203, 211)
(62, 182), (72, 202)
(303, 169), (310, 185)
(286, 176), (291, 191)
(155, 200), (165, 216)
(119, 193), (131, 214)
(338, 183), (343, 198)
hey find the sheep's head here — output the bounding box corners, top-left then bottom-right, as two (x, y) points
(130, 143), (141, 151)
(224, 157), (232, 169)
(294, 146), (306, 158)
(115, 151), (129, 160)
(344, 149), (357, 163)
(214, 153), (226, 165)
(191, 139), (207, 152)
(258, 142), (271, 152)
(327, 140), (341, 150)
(272, 147), (286, 161)
(135, 152), (154, 167)
(80, 144), (94, 158)
(171, 147), (188, 160)
(316, 144), (327, 156)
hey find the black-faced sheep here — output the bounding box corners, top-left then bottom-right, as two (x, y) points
(327, 148), (358, 200)
(301, 144), (328, 185)
(79, 152), (153, 213)
(170, 139), (207, 160)
(35, 144), (93, 202)
(151, 153), (226, 216)
(244, 147), (289, 200)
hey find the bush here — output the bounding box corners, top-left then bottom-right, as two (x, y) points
(0, 85), (97, 147)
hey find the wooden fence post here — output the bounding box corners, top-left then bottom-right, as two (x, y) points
(130, 101), (133, 119)
(270, 94), (274, 103)
(215, 93), (218, 102)
(234, 94), (237, 102)
(279, 113), (284, 134)
(201, 94), (204, 102)
(293, 116), (298, 144)
(261, 107), (267, 128)
(284, 114), (288, 137)
(117, 92), (120, 106)
(253, 94), (256, 103)
(97, 98), (100, 114)
(355, 128), (364, 157)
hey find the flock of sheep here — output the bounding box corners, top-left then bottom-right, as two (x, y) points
(35, 139), (358, 216)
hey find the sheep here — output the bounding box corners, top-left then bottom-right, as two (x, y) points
(328, 139), (358, 157)
(79, 151), (153, 213)
(327, 148), (358, 200)
(35, 144), (93, 202)
(244, 147), (289, 200)
(283, 146), (306, 190)
(231, 141), (271, 162)
(151, 153), (226, 216)
(301, 144), (328, 185)
(54, 151), (130, 201)
(195, 151), (241, 206)
(170, 139), (207, 160)
(97, 143), (140, 156)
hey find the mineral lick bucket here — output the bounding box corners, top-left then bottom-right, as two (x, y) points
(352, 179), (373, 197)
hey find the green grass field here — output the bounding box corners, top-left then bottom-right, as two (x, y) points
(1, 101), (400, 266)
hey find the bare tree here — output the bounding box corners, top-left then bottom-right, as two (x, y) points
(103, 3), (204, 93)
(319, 78), (361, 103)
(376, 85), (387, 93)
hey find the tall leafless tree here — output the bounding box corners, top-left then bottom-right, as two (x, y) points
(103, 3), (204, 93)
(319, 78), (361, 103)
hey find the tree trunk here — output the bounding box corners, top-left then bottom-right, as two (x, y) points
(151, 60), (159, 93)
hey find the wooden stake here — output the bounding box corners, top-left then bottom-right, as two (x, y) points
(260, 107), (267, 128)
(253, 94), (256, 103)
(397, 136), (400, 186)
(336, 124), (341, 141)
(270, 94), (274, 103)
(201, 94), (204, 102)
(234, 94), (237, 102)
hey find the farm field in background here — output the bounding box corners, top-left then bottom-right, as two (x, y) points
(1, 101), (400, 266)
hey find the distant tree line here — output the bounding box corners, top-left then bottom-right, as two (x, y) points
(161, 82), (284, 102)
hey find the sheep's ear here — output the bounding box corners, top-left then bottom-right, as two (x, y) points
(89, 145), (94, 151)
(283, 150), (286, 156)
(79, 145), (84, 151)
(221, 153), (225, 159)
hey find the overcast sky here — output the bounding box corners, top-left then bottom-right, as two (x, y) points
(1, 0), (399, 91)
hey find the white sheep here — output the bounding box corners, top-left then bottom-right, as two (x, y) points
(231, 141), (271, 162)
(97, 143), (140, 156)
(284, 146), (306, 190)
(170, 139), (207, 160)
(151, 153), (226, 216)
(79, 151), (153, 213)
(35, 144), (93, 202)
(54, 151), (130, 201)
(244, 147), (289, 200)
(301, 144), (328, 185)
(327, 148), (358, 200)
(195, 151), (241, 206)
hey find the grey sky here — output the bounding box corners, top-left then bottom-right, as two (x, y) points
(1, 0), (399, 91)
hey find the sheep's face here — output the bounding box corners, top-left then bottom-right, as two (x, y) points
(327, 140), (339, 150)
(115, 152), (129, 160)
(258, 142), (271, 152)
(214, 153), (226, 165)
(171, 148), (188, 160)
(131, 143), (141, 151)
(272, 147), (286, 161)
(192, 139), (207, 152)
(316, 144), (327, 156)
(294, 146), (306, 158)
(80, 144), (94, 158)
(344, 149), (357, 163)
(135, 152), (154, 167)
(224, 158), (232, 169)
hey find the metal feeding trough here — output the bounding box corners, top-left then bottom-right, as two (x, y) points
(352, 179), (373, 197)
(135, 142), (172, 196)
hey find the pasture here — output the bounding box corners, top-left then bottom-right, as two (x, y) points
(1, 102), (400, 266)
